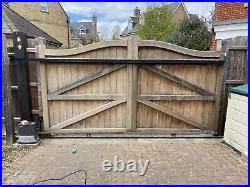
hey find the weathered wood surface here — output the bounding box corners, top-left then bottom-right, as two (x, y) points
(138, 40), (220, 58)
(219, 36), (248, 135)
(2, 34), (15, 144)
(38, 36), (223, 135)
(139, 95), (216, 101)
(45, 40), (128, 57)
(127, 36), (138, 131)
(50, 99), (126, 130)
(138, 98), (209, 130)
(43, 44), (128, 131)
(6, 34), (244, 136)
(141, 65), (214, 96)
(40, 63), (49, 131)
(35, 37), (46, 117)
(48, 64), (126, 97)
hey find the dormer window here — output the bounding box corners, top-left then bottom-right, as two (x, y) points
(128, 20), (132, 30)
(79, 25), (87, 35)
(40, 2), (48, 12)
(80, 29), (86, 34)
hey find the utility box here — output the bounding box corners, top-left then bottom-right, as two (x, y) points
(17, 122), (39, 144)
(224, 84), (248, 157)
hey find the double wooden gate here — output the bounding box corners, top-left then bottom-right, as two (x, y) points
(38, 36), (224, 135)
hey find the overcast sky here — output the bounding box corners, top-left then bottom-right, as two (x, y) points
(61, 2), (215, 40)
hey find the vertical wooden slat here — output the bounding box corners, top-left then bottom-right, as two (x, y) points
(243, 50), (248, 83)
(39, 39), (50, 133)
(127, 36), (138, 131)
(35, 37), (46, 118)
(2, 34), (15, 144)
(214, 61), (227, 135)
(40, 63), (49, 132)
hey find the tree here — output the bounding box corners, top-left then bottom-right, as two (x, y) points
(138, 4), (176, 41)
(98, 33), (105, 42)
(71, 37), (94, 48)
(112, 25), (121, 40)
(166, 15), (211, 51)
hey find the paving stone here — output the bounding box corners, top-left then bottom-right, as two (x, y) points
(2, 138), (247, 184)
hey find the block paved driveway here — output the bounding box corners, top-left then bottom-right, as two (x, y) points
(3, 138), (248, 184)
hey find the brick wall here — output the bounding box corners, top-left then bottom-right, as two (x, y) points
(210, 31), (216, 51)
(214, 2), (248, 21)
(210, 2), (248, 51)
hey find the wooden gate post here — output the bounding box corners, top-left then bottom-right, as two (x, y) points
(13, 32), (32, 122)
(35, 38), (49, 132)
(2, 34), (15, 145)
(127, 35), (138, 131)
(35, 37), (46, 118)
(215, 53), (228, 135)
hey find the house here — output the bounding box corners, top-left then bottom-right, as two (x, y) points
(2, 3), (62, 49)
(120, 7), (141, 38)
(7, 2), (70, 48)
(120, 3), (190, 38)
(69, 15), (99, 48)
(211, 2), (248, 51)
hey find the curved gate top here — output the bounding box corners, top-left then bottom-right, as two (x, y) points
(36, 36), (224, 136)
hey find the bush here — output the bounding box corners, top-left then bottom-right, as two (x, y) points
(166, 16), (211, 51)
(138, 4), (176, 41)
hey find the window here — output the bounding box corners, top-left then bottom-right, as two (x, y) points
(128, 20), (132, 30)
(80, 29), (86, 34)
(40, 2), (48, 12)
(79, 25), (87, 35)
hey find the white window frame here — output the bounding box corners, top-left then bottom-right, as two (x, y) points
(80, 29), (86, 35)
(128, 20), (132, 30)
(40, 2), (48, 13)
(79, 25), (87, 35)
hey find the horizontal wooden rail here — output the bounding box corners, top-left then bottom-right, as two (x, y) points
(226, 80), (244, 85)
(48, 94), (127, 101)
(8, 48), (36, 57)
(136, 128), (215, 135)
(139, 40), (221, 58)
(36, 58), (224, 65)
(2, 117), (21, 121)
(46, 128), (127, 134)
(2, 110), (39, 121)
(228, 46), (247, 50)
(139, 95), (216, 101)
(45, 40), (128, 56)
(11, 82), (38, 90)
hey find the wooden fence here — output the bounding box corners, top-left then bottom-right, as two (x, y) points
(219, 36), (248, 134)
(36, 36), (225, 135)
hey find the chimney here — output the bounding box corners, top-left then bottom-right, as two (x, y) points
(134, 7), (140, 17)
(92, 14), (97, 41)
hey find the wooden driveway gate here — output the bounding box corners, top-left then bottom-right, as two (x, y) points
(37, 36), (224, 135)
